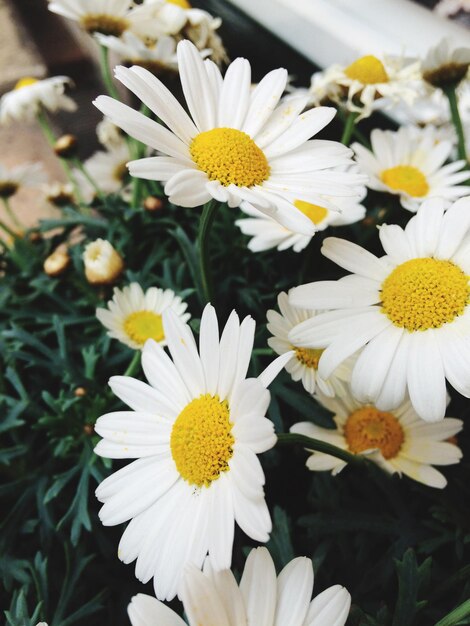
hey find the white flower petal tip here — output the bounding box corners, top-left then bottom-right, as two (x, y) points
(94, 304), (276, 600)
(308, 585), (351, 625)
(258, 351), (294, 388)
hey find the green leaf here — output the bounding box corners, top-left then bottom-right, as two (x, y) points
(392, 549), (432, 626)
(434, 600), (470, 626)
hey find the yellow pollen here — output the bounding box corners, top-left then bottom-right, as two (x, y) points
(294, 200), (329, 225)
(381, 165), (429, 197)
(80, 14), (129, 36)
(14, 77), (39, 90)
(166, 0), (191, 7)
(124, 311), (164, 345)
(170, 394), (234, 487)
(190, 127), (270, 188)
(344, 406), (404, 459)
(381, 258), (469, 331)
(113, 162), (128, 183)
(344, 55), (389, 84)
(295, 347), (324, 369)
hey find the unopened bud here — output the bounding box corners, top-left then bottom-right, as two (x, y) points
(83, 238), (124, 285)
(54, 134), (78, 158)
(143, 196), (163, 212)
(74, 386), (87, 397)
(44, 243), (70, 277)
(83, 423), (94, 435)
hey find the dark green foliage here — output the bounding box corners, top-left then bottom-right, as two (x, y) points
(1, 189), (469, 625)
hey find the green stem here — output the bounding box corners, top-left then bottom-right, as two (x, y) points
(444, 84), (468, 164)
(100, 44), (120, 100)
(2, 197), (24, 230)
(124, 350), (141, 377)
(276, 432), (365, 466)
(340, 111), (359, 146)
(0, 216), (18, 239)
(36, 111), (86, 205)
(198, 199), (219, 304)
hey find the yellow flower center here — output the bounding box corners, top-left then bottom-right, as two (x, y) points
(344, 406), (404, 459)
(190, 127), (270, 188)
(380, 165), (429, 197)
(167, 0), (191, 7)
(381, 258), (469, 331)
(170, 394), (234, 487)
(295, 347), (324, 369)
(113, 162), (128, 183)
(124, 311), (164, 345)
(14, 77), (39, 90)
(344, 55), (389, 84)
(294, 200), (329, 225)
(81, 14), (129, 36)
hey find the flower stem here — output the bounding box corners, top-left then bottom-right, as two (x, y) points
(198, 199), (219, 304)
(99, 44), (120, 100)
(444, 84), (468, 164)
(276, 432), (365, 466)
(340, 111), (359, 146)
(0, 215), (18, 240)
(124, 350), (141, 377)
(2, 197), (24, 231)
(36, 111), (86, 205)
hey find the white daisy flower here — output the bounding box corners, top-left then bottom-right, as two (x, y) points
(236, 190), (366, 253)
(81, 142), (131, 195)
(422, 38), (470, 88)
(94, 40), (366, 236)
(309, 54), (421, 120)
(83, 238), (124, 285)
(94, 304), (291, 600)
(267, 292), (351, 396)
(353, 126), (470, 212)
(0, 162), (47, 198)
(289, 197), (470, 423)
(95, 32), (179, 74)
(128, 547), (351, 626)
(96, 282), (190, 350)
(292, 385), (463, 488)
(0, 77), (76, 124)
(47, 0), (157, 37)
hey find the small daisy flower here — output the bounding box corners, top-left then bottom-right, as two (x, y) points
(267, 292), (351, 396)
(289, 197), (470, 423)
(292, 386), (463, 488)
(96, 283), (190, 350)
(44, 243), (70, 277)
(0, 162), (47, 198)
(83, 238), (124, 285)
(422, 38), (470, 88)
(94, 40), (366, 236)
(236, 190), (366, 253)
(47, 0), (156, 37)
(309, 54), (421, 120)
(81, 142), (131, 195)
(128, 547), (351, 626)
(97, 117), (124, 150)
(95, 32), (179, 75)
(43, 182), (75, 207)
(94, 304), (290, 600)
(353, 126), (470, 212)
(0, 76), (76, 124)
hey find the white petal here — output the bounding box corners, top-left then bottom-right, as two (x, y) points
(275, 557), (313, 626)
(128, 593), (186, 626)
(218, 57), (251, 129)
(306, 585), (351, 626)
(321, 237), (388, 281)
(177, 40), (215, 131)
(240, 548), (277, 626)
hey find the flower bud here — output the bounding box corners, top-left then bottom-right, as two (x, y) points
(43, 243), (70, 277)
(74, 386), (87, 397)
(83, 238), (124, 285)
(54, 134), (78, 158)
(143, 195), (163, 212)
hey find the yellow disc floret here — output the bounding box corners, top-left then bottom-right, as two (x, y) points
(14, 77), (39, 90)
(167, 0), (191, 7)
(190, 128), (270, 188)
(170, 394), (234, 487)
(344, 55), (389, 84)
(380, 165), (429, 197)
(294, 200), (329, 225)
(381, 258), (469, 331)
(295, 347), (324, 369)
(124, 311), (164, 345)
(344, 406), (404, 459)
(81, 14), (129, 36)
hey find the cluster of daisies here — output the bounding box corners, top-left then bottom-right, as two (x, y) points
(3, 3), (470, 623)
